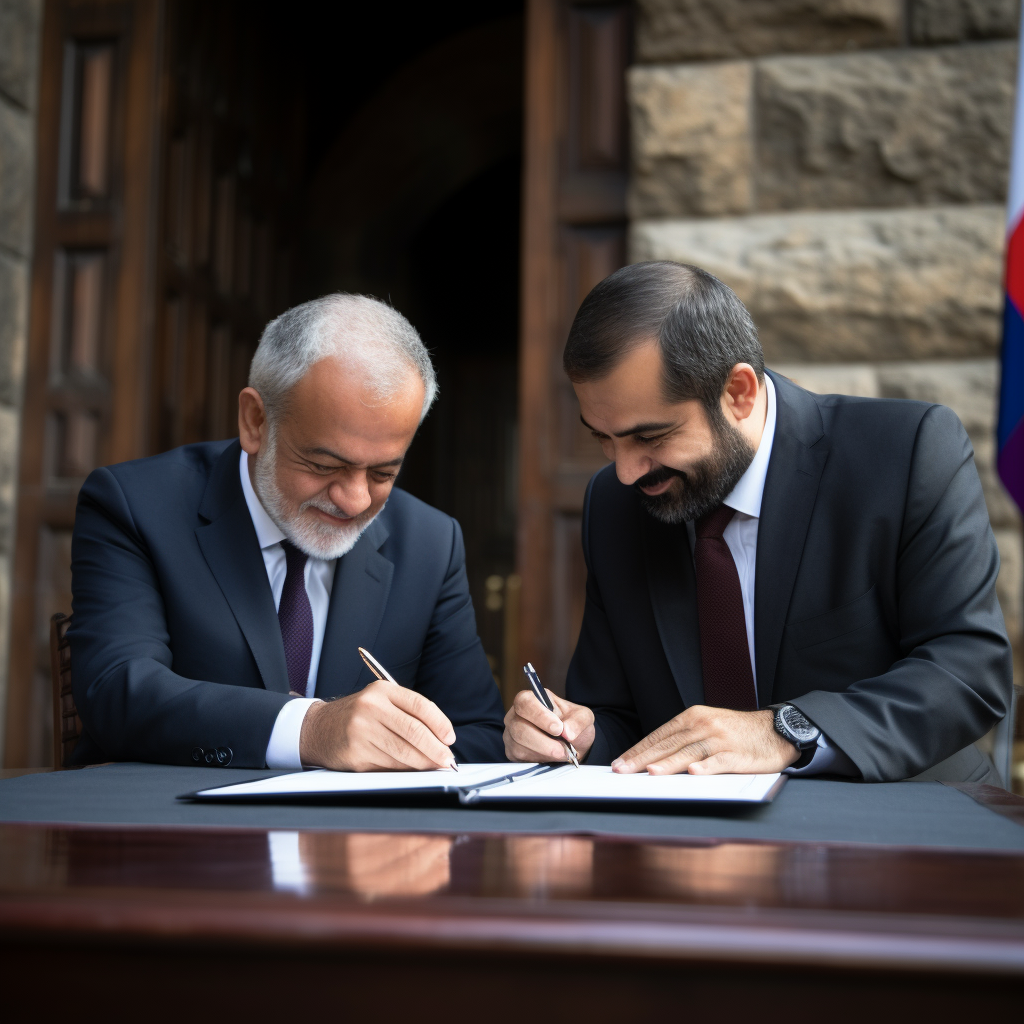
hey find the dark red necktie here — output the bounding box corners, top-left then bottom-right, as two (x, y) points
(694, 505), (757, 710)
(278, 540), (313, 697)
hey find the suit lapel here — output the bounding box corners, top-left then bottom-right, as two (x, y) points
(315, 516), (394, 700)
(195, 443), (290, 695)
(755, 372), (829, 707)
(642, 511), (705, 708)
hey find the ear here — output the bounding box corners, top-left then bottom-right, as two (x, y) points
(721, 363), (761, 425)
(238, 387), (268, 455)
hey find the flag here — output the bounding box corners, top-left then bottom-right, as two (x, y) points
(1000, 34), (1024, 513)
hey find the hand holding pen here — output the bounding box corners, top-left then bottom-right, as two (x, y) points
(502, 663), (596, 766)
(296, 648), (460, 772)
(359, 648), (459, 771)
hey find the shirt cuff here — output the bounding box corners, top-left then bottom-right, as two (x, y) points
(265, 698), (321, 769)
(785, 731), (857, 777)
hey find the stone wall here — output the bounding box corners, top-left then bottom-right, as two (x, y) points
(0, 0), (41, 756)
(629, 0), (1024, 764)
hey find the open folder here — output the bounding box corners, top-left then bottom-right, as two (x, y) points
(185, 763), (786, 806)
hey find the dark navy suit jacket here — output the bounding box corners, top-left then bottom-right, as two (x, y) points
(68, 439), (506, 767)
(567, 372), (1012, 783)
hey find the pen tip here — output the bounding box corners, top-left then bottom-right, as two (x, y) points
(450, 762), (459, 772)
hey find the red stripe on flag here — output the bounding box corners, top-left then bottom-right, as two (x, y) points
(1006, 218), (1024, 312)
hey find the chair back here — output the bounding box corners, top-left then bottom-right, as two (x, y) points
(50, 613), (82, 770)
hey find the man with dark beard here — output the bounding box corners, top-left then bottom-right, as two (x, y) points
(68, 294), (505, 769)
(503, 261), (1012, 783)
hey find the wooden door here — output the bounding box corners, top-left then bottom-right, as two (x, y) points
(517, 0), (631, 691)
(152, 1), (301, 455)
(6, 0), (165, 766)
(5, 0), (300, 766)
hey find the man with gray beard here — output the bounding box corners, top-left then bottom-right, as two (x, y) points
(68, 294), (505, 769)
(503, 262), (1012, 784)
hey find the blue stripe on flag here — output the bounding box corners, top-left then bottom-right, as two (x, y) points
(998, 296), (1024, 450)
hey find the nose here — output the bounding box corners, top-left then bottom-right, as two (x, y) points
(614, 450), (655, 487)
(327, 472), (372, 518)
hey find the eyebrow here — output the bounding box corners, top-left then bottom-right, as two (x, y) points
(579, 414), (676, 438)
(304, 446), (405, 469)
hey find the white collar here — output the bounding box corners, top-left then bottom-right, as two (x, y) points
(240, 449), (287, 550)
(721, 373), (776, 520)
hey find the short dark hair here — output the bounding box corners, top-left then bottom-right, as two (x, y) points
(562, 261), (764, 411)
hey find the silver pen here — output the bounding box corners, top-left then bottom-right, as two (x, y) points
(523, 662), (580, 768)
(358, 646), (459, 771)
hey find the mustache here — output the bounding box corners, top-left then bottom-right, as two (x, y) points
(300, 496), (355, 521)
(634, 465), (685, 491)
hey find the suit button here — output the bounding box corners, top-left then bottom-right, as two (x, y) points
(216, 746), (233, 766)
(205, 750), (216, 765)
(191, 747), (204, 763)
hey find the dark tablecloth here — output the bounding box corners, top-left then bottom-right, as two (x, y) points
(0, 762), (1022, 849)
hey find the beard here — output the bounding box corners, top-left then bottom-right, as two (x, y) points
(635, 410), (756, 525)
(253, 424), (382, 560)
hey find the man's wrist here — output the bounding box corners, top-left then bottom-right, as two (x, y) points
(755, 708), (801, 769)
(266, 697), (321, 769)
(297, 698), (328, 767)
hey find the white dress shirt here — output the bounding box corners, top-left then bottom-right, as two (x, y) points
(683, 376), (850, 776)
(240, 451), (328, 769)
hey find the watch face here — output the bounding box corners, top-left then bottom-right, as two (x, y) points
(780, 705), (819, 744)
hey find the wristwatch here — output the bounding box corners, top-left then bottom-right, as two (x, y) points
(769, 703), (821, 751)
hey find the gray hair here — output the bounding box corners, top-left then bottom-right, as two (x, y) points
(248, 293), (438, 422)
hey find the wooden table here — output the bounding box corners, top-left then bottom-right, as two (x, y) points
(1, 821), (1023, 1017)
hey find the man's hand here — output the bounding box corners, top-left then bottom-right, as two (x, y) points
(611, 706), (799, 775)
(299, 681), (457, 771)
(503, 689), (596, 763)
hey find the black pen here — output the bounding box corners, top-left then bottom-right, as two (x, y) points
(522, 662), (580, 768)
(358, 646), (459, 771)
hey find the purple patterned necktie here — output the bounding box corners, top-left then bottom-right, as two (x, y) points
(694, 505), (757, 711)
(278, 539), (313, 697)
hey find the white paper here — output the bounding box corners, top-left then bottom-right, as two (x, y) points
(466, 764), (784, 804)
(194, 763), (533, 800)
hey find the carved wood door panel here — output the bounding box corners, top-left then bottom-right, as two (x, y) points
(6, 0), (164, 766)
(518, 0), (631, 692)
(6, 0), (300, 765)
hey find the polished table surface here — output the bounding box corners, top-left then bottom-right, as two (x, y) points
(2, 766), (1023, 1015)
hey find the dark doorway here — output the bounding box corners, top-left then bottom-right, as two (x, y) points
(402, 156), (522, 693)
(295, 9), (524, 699)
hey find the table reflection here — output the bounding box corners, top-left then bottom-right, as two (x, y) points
(499, 835), (595, 898)
(4, 825), (1023, 921)
(269, 830), (454, 898)
(638, 842), (784, 903)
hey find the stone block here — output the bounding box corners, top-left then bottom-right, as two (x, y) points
(635, 0), (902, 63)
(0, 0), (41, 110)
(875, 359), (997, 433)
(0, 403), (17, 554)
(631, 205), (1005, 362)
(756, 43), (1016, 211)
(972, 432), (1022, 528)
(0, 95), (33, 255)
(910, 0), (1020, 44)
(0, 248), (27, 407)
(769, 363), (881, 397)
(994, 528), (1023, 647)
(0, 549), (8, 747)
(628, 62), (753, 218)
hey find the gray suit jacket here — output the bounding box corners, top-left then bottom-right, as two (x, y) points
(566, 371), (1012, 783)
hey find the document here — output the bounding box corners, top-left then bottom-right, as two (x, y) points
(187, 763), (785, 806)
